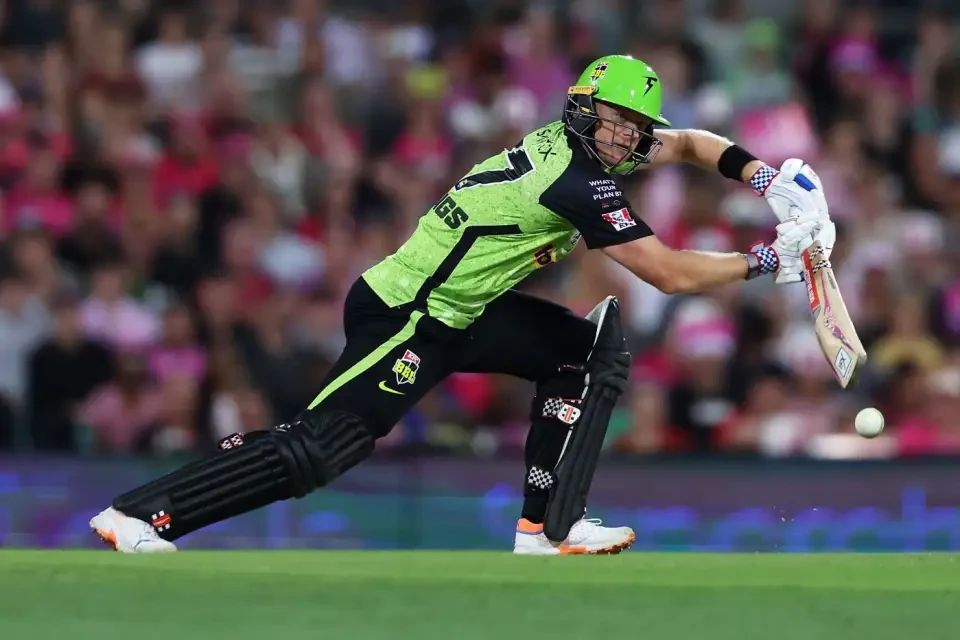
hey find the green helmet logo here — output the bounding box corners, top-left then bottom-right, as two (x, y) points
(563, 55), (671, 175)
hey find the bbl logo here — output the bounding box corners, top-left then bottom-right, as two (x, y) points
(590, 62), (608, 81)
(393, 350), (421, 385)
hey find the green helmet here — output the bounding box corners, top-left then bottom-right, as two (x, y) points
(562, 55), (671, 175)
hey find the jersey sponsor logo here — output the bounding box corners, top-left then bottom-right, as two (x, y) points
(590, 62), (608, 81)
(601, 207), (636, 231)
(533, 244), (555, 268)
(393, 349), (421, 385)
(589, 179), (622, 200)
(434, 194), (470, 230)
(592, 185), (623, 200)
(533, 128), (556, 161)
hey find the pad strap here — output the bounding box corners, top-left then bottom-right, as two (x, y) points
(530, 363), (587, 426)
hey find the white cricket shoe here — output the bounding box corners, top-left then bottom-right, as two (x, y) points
(90, 507), (177, 553)
(513, 516), (635, 555)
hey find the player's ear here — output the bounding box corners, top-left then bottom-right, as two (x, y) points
(593, 100), (615, 121)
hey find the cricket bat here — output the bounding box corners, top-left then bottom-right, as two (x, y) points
(801, 240), (867, 388)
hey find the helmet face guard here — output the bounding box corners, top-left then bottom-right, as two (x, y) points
(563, 89), (662, 175)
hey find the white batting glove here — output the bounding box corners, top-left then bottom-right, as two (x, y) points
(771, 212), (821, 284)
(748, 158), (835, 280)
(743, 213), (822, 282)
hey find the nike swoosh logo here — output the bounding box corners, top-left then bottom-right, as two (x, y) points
(378, 381), (405, 395)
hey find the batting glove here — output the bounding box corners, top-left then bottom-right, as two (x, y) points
(749, 158), (836, 284)
(743, 213), (822, 283)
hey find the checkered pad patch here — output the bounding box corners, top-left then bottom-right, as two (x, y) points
(542, 398), (564, 418)
(527, 466), (555, 491)
(750, 165), (778, 195)
(755, 245), (779, 275)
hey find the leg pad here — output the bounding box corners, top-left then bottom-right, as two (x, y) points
(543, 297), (630, 542)
(113, 410), (373, 540)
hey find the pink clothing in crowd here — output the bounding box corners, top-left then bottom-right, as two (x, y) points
(149, 347), (207, 383)
(80, 386), (164, 451)
(3, 189), (74, 236)
(80, 298), (161, 350)
(508, 54), (571, 118)
(896, 418), (941, 456)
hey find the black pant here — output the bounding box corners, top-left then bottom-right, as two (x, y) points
(309, 277), (597, 522)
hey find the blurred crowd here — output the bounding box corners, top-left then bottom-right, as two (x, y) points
(0, 0), (958, 459)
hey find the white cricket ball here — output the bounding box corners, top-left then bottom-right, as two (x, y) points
(854, 408), (885, 438)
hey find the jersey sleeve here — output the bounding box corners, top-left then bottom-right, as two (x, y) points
(539, 170), (654, 249)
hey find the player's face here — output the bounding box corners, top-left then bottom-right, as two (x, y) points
(593, 101), (654, 167)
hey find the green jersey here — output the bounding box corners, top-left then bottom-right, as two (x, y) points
(362, 121), (653, 328)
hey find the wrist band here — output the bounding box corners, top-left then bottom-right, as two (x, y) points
(749, 165), (778, 196)
(718, 144), (759, 181)
(742, 245), (779, 280)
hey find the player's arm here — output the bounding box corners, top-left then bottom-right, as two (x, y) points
(650, 129), (831, 235)
(602, 236), (749, 294)
(646, 129), (837, 285)
(540, 167), (818, 295)
(602, 216), (820, 295)
(650, 129), (766, 182)
(609, 126), (772, 292)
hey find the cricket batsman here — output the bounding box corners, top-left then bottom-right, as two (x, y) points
(91, 55), (834, 554)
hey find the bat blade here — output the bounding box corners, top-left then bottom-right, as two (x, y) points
(801, 240), (867, 388)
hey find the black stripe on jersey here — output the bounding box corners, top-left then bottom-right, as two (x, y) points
(412, 225), (523, 307)
(455, 148), (535, 190)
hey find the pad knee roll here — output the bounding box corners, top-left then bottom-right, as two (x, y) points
(586, 297), (631, 394)
(275, 410), (375, 496)
(112, 410), (374, 540)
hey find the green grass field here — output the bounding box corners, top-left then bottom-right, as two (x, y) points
(2, 551), (959, 639)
